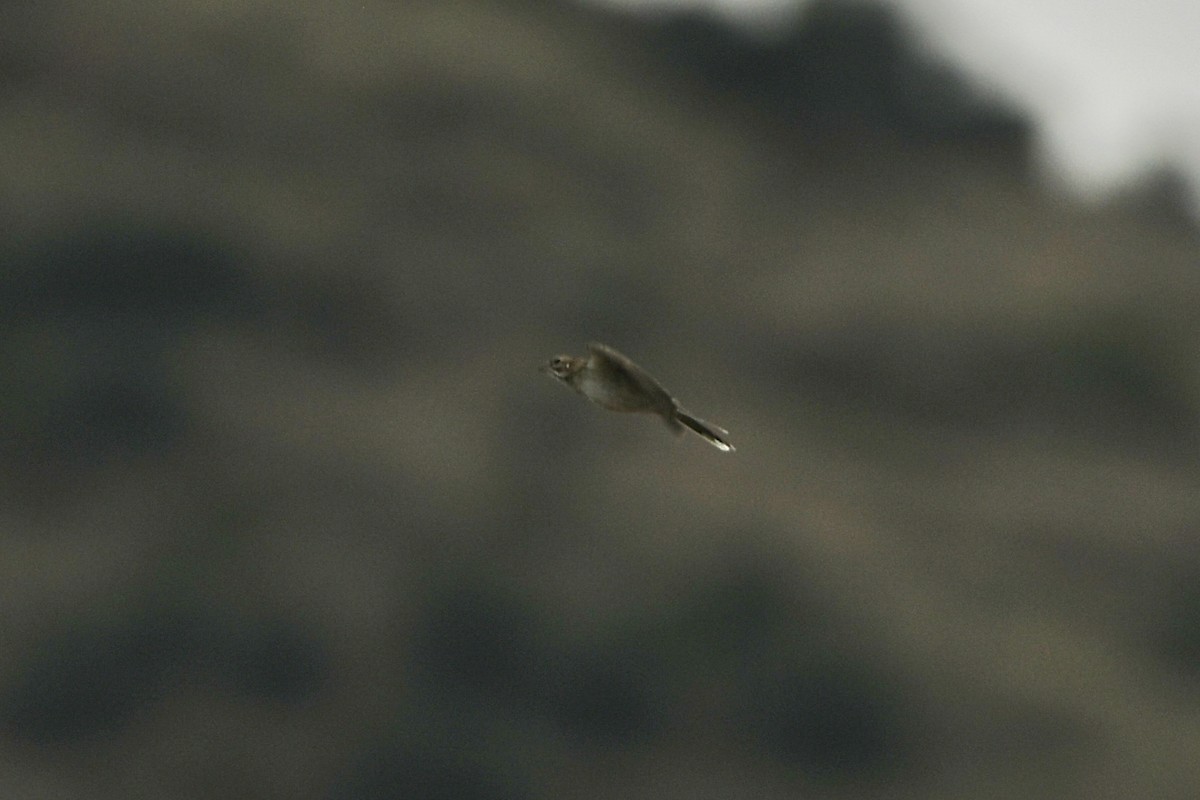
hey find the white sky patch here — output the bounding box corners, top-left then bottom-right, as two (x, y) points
(581, 0), (1200, 215)
(893, 0), (1200, 209)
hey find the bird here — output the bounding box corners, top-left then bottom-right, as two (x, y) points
(540, 342), (734, 452)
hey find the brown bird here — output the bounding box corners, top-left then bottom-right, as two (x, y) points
(541, 342), (734, 452)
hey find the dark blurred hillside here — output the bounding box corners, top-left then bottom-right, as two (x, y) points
(2, 1), (1199, 799)
(645, 0), (1033, 142)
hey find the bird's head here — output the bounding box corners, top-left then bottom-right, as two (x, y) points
(541, 355), (577, 380)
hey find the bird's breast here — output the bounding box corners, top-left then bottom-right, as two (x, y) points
(574, 371), (649, 412)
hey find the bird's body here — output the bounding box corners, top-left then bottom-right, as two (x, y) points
(542, 343), (734, 452)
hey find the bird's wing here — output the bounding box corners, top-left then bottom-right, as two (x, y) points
(587, 343), (673, 402)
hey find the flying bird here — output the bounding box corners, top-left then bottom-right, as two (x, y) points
(541, 342), (734, 452)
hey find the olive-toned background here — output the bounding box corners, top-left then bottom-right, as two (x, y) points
(2, 1), (1199, 798)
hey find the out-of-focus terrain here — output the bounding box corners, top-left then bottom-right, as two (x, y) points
(2, 1), (1199, 798)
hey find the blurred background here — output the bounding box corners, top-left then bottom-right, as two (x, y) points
(2, 0), (1199, 797)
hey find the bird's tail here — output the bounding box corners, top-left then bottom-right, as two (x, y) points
(674, 410), (735, 452)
